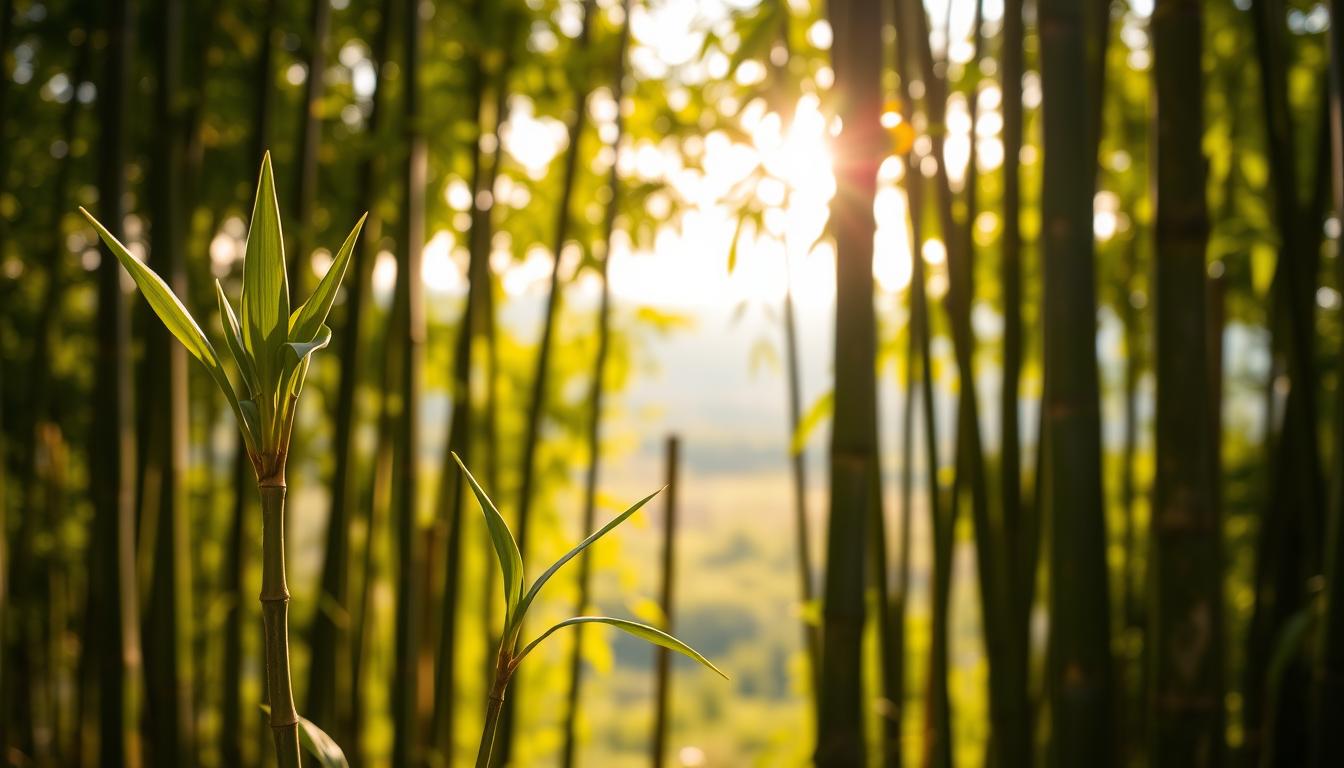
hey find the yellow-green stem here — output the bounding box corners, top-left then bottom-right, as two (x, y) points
(259, 481), (301, 768)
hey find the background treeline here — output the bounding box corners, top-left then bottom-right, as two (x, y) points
(2, 0), (1344, 766)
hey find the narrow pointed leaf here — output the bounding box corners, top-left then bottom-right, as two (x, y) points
(518, 616), (727, 679)
(290, 213), (367, 344)
(81, 206), (254, 453)
(240, 151), (290, 392)
(216, 280), (257, 396)
(517, 488), (662, 619)
(239, 399), (262, 450)
(258, 706), (348, 768)
(296, 715), (349, 768)
(453, 452), (524, 625)
(281, 324), (331, 398)
(285, 323), (333, 361)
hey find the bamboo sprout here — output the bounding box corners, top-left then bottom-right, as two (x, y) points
(82, 154), (365, 768)
(452, 454), (723, 768)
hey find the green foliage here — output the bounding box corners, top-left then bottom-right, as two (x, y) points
(453, 451), (722, 680)
(518, 616), (725, 678)
(79, 205), (255, 454)
(261, 706), (349, 768)
(82, 153), (365, 465)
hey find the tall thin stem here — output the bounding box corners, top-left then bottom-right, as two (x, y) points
(476, 648), (512, 768)
(259, 480), (300, 768)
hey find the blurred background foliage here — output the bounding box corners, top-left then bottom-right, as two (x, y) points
(2, 0), (1343, 766)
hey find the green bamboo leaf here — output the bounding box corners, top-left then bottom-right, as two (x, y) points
(285, 323), (333, 361)
(240, 152), (290, 393)
(517, 616), (727, 680)
(791, 390), (833, 455)
(516, 488), (662, 620)
(239, 400), (262, 448)
(453, 452), (524, 627)
(296, 715), (349, 768)
(258, 706), (348, 768)
(281, 324), (332, 397)
(290, 213), (367, 344)
(216, 280), (257, 396)
(81, 207), (255, 454)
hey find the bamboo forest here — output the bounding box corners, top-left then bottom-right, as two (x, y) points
(5, 0), (1344, 765)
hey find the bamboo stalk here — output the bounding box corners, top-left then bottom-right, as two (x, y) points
(259, 477), (301, 768)
(651, 436), (681, 768)
(428, 4), (500, 758)
(499, 2), (599, 759)
(1039, 0), (1115, 762)
(143, 0), (196, 760)
(1317, 0), (1344, 760)
(764, 0), (821, 703)
(392, 0), (427, 759)
(89, 0), (142, 762)
(560, 5), (632, 763)
(286, 0), (332, 294)
(308, 0), (393, 742)
(816, 1), (882, 764)
(901, 2), (1009, 751)
(0, 0), (8, 741)
(1244, 1), (1325, 762)
(475, 646), (513, 768)
(1149, 0), (1225, 763)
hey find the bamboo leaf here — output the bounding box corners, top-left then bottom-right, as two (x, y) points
(290, 213), (367, 344)
(791, 390), (833, 455)
(296, 716), (349, 768)
(281, 324), (331, 397)
(216, 280), (257, 396)
(516, 488), (662, 620)
(258, 706), (348, 768)
(81, 206), (255, 453)
(453, 452), (524, 627)
(517, 616), (727, 679)
(240, 152), (290, 393)
(285, 323), (333, 361)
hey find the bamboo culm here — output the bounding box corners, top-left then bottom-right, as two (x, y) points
(259, 479), (301, 768)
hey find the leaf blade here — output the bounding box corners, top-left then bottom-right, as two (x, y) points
(81, 207), (254, 453)
(518, 616), (727, 679)
(290, 212), (367, 344)
(216, 280), (257, 396)
(240, 151), (290, 392)
(517, 488), (662, 619)
(296, 715), (349, 768)
(453, 452), (524, 627)
(258, 706), (349, 768)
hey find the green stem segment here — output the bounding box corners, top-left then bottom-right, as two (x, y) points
(476, 648), (513, 768)
(259, 481), (301, 768)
